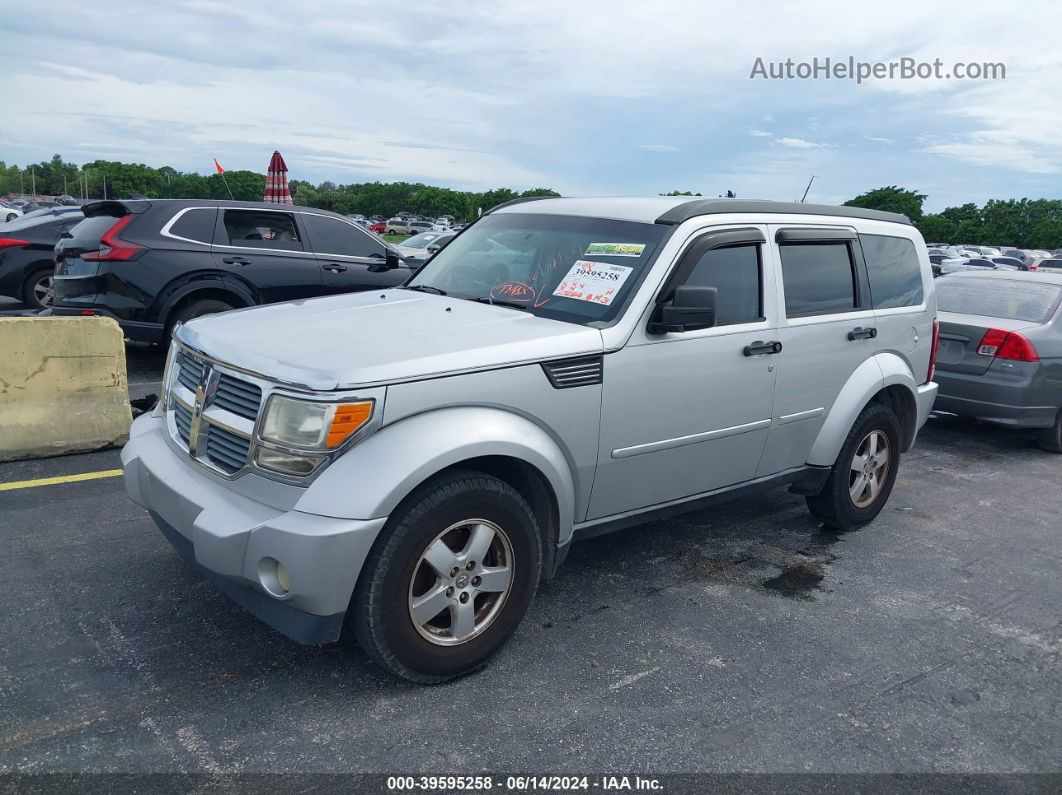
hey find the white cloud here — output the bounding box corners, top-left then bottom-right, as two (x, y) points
(748, 129), (772, 138)
(775, 137), (836, 149)
(866, 136), (894, 144)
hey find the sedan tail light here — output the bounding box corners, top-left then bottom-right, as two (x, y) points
(977, 328), (1038, 362)
(82, 215), (144, 262)
(926, 319), (940, 383)
(0, 238), (29, 250)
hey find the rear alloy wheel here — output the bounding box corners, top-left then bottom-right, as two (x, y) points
(352, 470), (542, 683)
(23, 269), (54, 310)
(806, 402), (901, 530)
(1036, 409), (1062, 454)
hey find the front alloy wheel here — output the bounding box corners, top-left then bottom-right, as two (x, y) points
(408, 519), (514, 645)
(352, 470), (542, 683)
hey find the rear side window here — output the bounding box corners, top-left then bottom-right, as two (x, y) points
(680, 244), (762, 326)
(779, 242), (856, 316)
(302, 214), (385, 258)
(860, 234), (924, 309)
(223, 210), (302, 251)
(168, 208), (216, 244)
(937, 278), (1062, 323)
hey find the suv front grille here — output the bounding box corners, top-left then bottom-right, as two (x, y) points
(205, 425), (252, 473)
(214, 374), (262, 420)
(166, 348), (264, 477)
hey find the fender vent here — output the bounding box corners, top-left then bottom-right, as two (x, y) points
(541, 356), (603, 389)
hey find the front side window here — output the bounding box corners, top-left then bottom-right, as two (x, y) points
(860, 234), (924, 309)
(678, 243), (762, 326)
(779, 242), (857, 316)
(303, 213), (384, 258)
(408, 213), (668, 325)
(223, 210), (302, 251)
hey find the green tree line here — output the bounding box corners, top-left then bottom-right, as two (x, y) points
(845, 185), (1062, 250)
(2, 157), (1057, 247)
(0, 154), (558, 222)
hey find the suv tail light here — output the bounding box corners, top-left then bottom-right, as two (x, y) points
(977, 328), (1038, 362)
(0, 238), (29, 250)
(926, 319), (940, 383)
(82, 215), (144, 262)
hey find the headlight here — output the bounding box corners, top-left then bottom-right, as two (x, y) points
(259, 395), (374, 450)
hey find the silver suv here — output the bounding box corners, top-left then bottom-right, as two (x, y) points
(122, 197), (939, 682)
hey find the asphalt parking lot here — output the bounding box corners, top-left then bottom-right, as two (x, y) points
(1, 341), (1059, 776)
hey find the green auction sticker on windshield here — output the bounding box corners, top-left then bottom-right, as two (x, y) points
(553, 260), (634, 306)
(584, 242), (646, 257)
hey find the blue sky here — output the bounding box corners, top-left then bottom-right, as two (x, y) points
(1, 0), (1060, 211)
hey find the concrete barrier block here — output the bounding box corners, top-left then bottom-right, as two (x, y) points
(0, 316), (133, 461)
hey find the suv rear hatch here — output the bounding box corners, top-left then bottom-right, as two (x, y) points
(53, 201), (147, 303)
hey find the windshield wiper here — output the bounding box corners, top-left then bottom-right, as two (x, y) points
(403, 284), (447, 295)
(468, 296), (529, 311)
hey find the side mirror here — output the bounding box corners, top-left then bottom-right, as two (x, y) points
(369, 249), (400, 272)
(648, 285), (717, 334)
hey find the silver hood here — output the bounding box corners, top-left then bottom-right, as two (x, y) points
(175, 290), (604, 391)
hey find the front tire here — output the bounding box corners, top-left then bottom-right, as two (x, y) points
(351, 470), (542, 683)
(806, 402), (902, 530)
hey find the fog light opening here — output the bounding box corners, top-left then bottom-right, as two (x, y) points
(257, 557), (291, 598)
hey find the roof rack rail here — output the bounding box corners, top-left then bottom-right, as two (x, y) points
(485, 195), (562, 214)
(654, 198), (911, 226)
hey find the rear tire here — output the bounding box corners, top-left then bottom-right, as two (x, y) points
(806, 402), (902, 530)
(1036, 410), (1062, 454)
(351, 469), (542, 683)
(165, 299), (235, 342)
(22, 268), (54, 310)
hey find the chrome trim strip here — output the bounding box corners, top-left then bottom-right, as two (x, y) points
(611, 418), (772, 460)
(775, 407), (825, 425)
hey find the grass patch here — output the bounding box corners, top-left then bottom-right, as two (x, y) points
(383, 234), (409, 244)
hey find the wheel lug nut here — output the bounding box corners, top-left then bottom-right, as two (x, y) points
(466, 561), (475, 570)
(446, 586), (455, 597)
(471, 576), (481, 587)
(459, 592), (470, 603)
(449, 567), (459, 577)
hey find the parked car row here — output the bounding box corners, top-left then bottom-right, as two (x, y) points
(925, 242), (1060, 277)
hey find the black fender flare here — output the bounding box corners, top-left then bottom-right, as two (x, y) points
(157, 275), (256, 327)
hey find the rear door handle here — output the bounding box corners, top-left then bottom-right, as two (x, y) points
(323, 263), (348, 273)
(222, 257), (252, 266)
(743, 340), (783, 356)
(848, 326), (877, 341)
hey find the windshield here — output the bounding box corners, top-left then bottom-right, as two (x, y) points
(402, 232), (442, 249)
(937, 277), (1062, 322)
(407, 213), (669, 325)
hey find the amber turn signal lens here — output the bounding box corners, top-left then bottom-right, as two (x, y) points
(325, 401), (374, 447)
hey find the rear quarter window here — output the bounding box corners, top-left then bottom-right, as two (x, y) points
(859, 234), (925, 309)
(167, 208), (217, 244)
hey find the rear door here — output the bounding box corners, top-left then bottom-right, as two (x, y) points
(300, 212), (406, 293)
(211, 208), (322, 303)
(757, 226), (877, 476)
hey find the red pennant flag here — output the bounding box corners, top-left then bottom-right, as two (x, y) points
(213, 158), (225, 174)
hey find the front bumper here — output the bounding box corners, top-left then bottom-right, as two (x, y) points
(122, 413), (387, 644)
(934, 368), (1058, 428)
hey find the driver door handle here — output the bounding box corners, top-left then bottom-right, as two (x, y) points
(222, 256), (252, 266)
(743, 340), (782, 356)
(848, 326), (877, 341)
(323, 263), (348, 273)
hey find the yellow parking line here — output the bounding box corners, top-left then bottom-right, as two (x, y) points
(0, 469), (123, 492)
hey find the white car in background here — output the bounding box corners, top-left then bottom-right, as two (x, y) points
(1, 203), (23, 223)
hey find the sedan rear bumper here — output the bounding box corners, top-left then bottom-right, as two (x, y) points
(934, 367), (1059, 428)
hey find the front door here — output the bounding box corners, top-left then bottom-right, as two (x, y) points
(212, 208), (322, 304)
(588, 226), (780, 520)
(300, 212), (407, 293)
